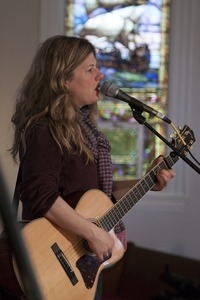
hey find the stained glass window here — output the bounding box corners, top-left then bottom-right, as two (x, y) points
(65, 0), (171, 180)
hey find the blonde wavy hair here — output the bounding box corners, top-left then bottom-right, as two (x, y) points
(10, 35), (98, 162)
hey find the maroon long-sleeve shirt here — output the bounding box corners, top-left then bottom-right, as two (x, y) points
(19, 123), (100, 220)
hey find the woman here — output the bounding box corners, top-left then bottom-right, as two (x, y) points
(10, 35), (175, 299)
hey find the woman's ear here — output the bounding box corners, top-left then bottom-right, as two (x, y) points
(64, 81), (69, 89)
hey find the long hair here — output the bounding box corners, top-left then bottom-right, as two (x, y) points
(10, 35), (98, 162)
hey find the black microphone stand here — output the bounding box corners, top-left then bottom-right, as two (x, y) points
(129, 105), (200, 175)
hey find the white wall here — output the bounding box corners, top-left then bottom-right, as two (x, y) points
(0, 0), (39, 229)
(0, 0), (200, 260)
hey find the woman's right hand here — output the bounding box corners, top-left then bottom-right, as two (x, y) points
(86, 223), (115, 262)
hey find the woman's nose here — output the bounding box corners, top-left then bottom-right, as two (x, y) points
(96, 70), (104, 80)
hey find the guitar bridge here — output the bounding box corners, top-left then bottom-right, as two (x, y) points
(51, 242), (78, 286)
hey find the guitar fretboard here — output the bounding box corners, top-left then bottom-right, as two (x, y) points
(100, 152), (179, 232)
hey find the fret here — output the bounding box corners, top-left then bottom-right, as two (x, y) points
(138, 183), (146, 196)
(147, 170), (157, 186)
(102, 213), (114, 231)
(126, 192), (138, 206)
(120, 203), (128, 217)
(122, 195), (132, 211)
(136, 185), (144, 198)
(148, 170), (156, 184)
(167, 156), (174, 167)
(115, 202), (126, 220)
(142, 179), (150, 193)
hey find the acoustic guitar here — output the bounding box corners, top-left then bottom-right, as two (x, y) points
(13, 125), (195, 300)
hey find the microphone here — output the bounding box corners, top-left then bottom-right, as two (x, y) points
(100, 81), (171, 124)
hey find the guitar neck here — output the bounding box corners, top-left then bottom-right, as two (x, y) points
(100, 152), (179, 232)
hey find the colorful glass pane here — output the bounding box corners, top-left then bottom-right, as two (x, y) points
(65, 0), (170, 179)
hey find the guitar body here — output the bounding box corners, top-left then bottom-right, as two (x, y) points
(13, 189), (125, 300)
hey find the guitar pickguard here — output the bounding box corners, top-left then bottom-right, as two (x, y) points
(76, 254), (101, 289)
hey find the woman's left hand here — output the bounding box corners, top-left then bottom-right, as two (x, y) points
(150, 155), (176, 191)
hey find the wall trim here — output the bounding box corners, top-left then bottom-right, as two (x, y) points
(39, 0), (65, 42)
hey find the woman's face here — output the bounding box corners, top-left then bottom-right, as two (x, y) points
(66, 52), (103, 107)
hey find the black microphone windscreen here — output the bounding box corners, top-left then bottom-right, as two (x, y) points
(100, 82), (118, 98)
